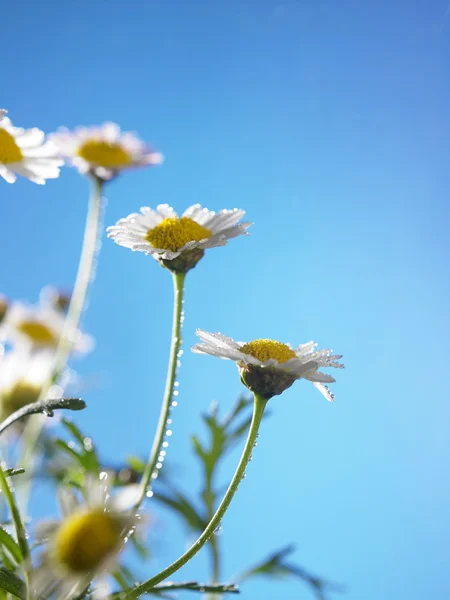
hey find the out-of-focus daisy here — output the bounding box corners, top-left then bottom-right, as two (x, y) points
(107, 204), (252, 273)
(0, 109), (7, 121)
(0, 115), (63, 184)
(2, 299), (93, 355)
(192, 330), (344, 401)
(50, 122), (163, 180)
(0, 350), (56, 420)
(32, 477), (141, 600)
(40, 286), (71, 313)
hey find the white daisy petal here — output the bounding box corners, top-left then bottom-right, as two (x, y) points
(108, 204), (250, 271)
(49, 122), (162, 179)
(35, 520), (60, 542)
(195, 329), (241, 350)
(203, 209), (246, 233)
(0, 164), (17, 183)
(0, 117), (62, 184)
(192, 330), (343, 400)
(58, 487), (81, 518)
(312, 382), (336, 402)
(156, 204), (178, 220)
(15, 128), (45, 148)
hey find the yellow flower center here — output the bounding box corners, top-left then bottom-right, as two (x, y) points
(0, 129), (23, 164)
(17, 320), (57, 346)
(145, 217), (212, 252)
(77, 140), (133, 168)
(240, 339), (296, 364)
(54, 510), (122, 573)
(2, 383), (41, 418)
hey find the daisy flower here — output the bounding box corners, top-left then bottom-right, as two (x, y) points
(0, 115), (63, 184)
(0, 109), (6, 121)
(2, 299), (93, 355)
(107, 204), (252, 273)
(50, 122), (163, 180)
(32, 477), (141, 600)
(192, 330), (344, 401)
(0, 350), (56, 420)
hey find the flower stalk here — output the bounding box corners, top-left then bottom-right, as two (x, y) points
(135, 271), (185, 507)
(124, 392), (268, 599)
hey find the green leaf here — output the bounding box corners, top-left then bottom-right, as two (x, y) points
(110, 581), (239, 598)
(0, 568), (26, 599)
(236, 545), (342, 599)
(61, 419), (100, 473)
(152, 489), (207, 532)
(0, 528), (22, 564)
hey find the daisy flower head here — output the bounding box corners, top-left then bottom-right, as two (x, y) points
(32, 476), (141, 600)
(0, 114), (63, 184)
(107, 204), (252, 273)
(2, 298), (93, 355)
(50, 122), (163, 181)
(192, 330), (344, 401)
(0, 350), (55, 420)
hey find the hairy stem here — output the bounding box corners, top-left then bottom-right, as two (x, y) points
(135, 271), (185, 507)
(125, 392), (267, 599)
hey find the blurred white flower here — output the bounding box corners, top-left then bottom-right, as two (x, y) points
(2, 299), (93, 355)
(0, 109), (7, 122)
(32, 477), (142, 600)
(192, 330), (344, 401)
(50, 122), (163, 180)
(0, 115), (63, 184)
(0, 350), (55, 419)
(107, 204), (251, 272)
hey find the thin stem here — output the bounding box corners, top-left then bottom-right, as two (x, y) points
(17, 177), (104, 511)
(0, 463), (30, 597)
(51, 176), (104, 380)
(135, 271), (186, 507)
(206, 472), (220, 599)
(210, 534), (220, 583)
(124, 393), (267, 599)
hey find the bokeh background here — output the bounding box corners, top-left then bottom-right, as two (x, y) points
(3, 0), (450, 598)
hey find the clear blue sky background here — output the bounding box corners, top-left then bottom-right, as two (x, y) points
(3, 1), (450, 598)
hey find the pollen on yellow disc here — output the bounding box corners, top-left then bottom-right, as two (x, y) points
(0, 129), (23, 164)
(17, 320), (57, 346)
(54, 510), (122, 573)
(240, 339), (296, 364)
(145, 217), (212, 252)
(77, 140), (133, 168)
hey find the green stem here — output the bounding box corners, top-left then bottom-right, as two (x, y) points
(125, 393), (267, 599)
(51, 176), (104, 380)
(0, 464), (30, 598)
(135, 271), (186, 507)
(17, 177), (104, 512)
(206, 473), (220, 598)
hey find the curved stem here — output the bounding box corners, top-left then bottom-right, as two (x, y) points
(125, 393), (267, 599)
(135, 271), (185, 507)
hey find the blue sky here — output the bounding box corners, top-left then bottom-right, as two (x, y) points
(2, 0), (450, 598)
